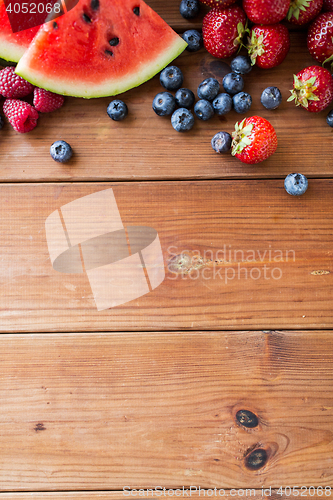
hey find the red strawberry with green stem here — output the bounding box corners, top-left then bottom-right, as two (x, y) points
(247, 24), (290, 69)
(287, 0), (323, 25)
(202, 5), (247, 59)
(231, 116), (278, 165)
(307, 12), (333, 66)
(242, 0), (290, 24)
(287, 65), (333, 112)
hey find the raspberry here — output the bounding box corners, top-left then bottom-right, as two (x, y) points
(3, 99), (39, 133)
(0, 66), (34, 99)
(33, 88), (65, 113)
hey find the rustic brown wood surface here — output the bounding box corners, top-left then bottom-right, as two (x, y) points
(1, 0), (333, 494)
(148, 0), (210, 30)
(0, 331), (332, 491)
(1, 30), (332, 181)
(0, 181), (333, 332)
(0, 493), (308, 499)
(0, 494), (319, 500)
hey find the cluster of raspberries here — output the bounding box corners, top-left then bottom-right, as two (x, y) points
(0, 66), (64, 133)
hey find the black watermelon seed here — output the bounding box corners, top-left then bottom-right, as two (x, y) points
(109, 37), (119, 46)
(83, 13), (92, 23)
(133, 6), (140, 15)
(91, 0), (99, 9)
(236, 410), (259, 429)
(53, 21), (58, 29)
(105, 49), (113, 56)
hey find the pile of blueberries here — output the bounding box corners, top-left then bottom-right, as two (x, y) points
(152, 54), (282, 153)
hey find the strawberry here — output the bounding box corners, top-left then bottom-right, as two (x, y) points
(242, 0), (290, 24)
(231, 116), (277, 164)
(33, 88), (65, 113)
(287, 65), (333, 112)
(307, 12), (333, 66)
(0, 66), (34, 99)
(3, 99), (39, 133)
(199, 0), (237, 7)
(247, 24), (290, 69)
(323, 0), (333, 10)
(287, 0), (323, 25)
(202, 6), (247, 59)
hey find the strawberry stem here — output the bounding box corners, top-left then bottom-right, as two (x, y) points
(287, 0), (311, 21)
(234, 21), (249, 49)
(287, 74), (319, 108)
(231, 119), (254, 156)
(247, 30), (265, 66)
(323, 47), (333, 72)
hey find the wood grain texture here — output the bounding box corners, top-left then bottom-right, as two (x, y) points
(0, 493), (311, 499)
(147, 0), (210, 30)
(0, 493), (321, 500)
(1, 181), (333, 332)
(1, 30), (332, 181)
(0, 330), (332, 491)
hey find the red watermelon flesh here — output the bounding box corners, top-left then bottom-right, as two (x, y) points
(0, 0), (39, 61)
(16, 0), (188, 98)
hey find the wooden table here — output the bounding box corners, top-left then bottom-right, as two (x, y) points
(1, 1), (333, 497)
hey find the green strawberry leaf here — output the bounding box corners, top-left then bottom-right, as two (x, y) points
(288, 72), (320, 109)
(306, 76), (317, 86)
(323, 51), (333, 70)
(234, 22), (249, 47)
(231, 120), (254, 156)
(247, 31), (265, 66)
(307, 94), (320, 101)
(287, 0), (311, 20)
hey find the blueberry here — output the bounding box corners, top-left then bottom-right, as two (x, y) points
(212, 93), (232, 116)
(211, 132), (232, 153)
(182, 29), (203, 52)
(171, 108), (195, 132)
(197, 77), (220, 101)
(327, 109), (333, 127)
(175, 88), (195, 109)
(233, 92), (252, 114)
(194, 99), (214, 121)
(179, 0), (200, 19)
(152, 92), (176, 116)
(160, 66), (184, 91)
(50, 140), (73, 163)
(230, 55), (252, 75)
(261, 86), (282, 110)
(223, 72), (244, 95)
(107, 99), (128, 121)
(284, 173), (308, 196)
(0, 114), (4, 130)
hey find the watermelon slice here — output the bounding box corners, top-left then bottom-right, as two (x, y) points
(0, 0), (39, 62)
(16, 0), (188, 98)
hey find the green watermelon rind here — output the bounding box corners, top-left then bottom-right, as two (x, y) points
(16, 37), (188, 98)
(0, 37), (26, 63)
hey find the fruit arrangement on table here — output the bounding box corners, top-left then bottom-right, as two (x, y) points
(0, 0), (333, 188)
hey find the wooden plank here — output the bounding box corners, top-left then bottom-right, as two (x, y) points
(0, 492), (323, 500)
(0, 493), (316, 500)
(1, 31), (333, 181)
(147, 0), (209, 30)
(1, 180), (333, 332)
(0, 330), (332, 491)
